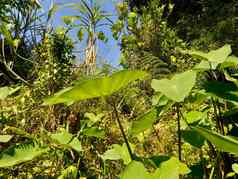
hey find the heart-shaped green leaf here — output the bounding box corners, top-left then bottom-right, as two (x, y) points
(186, 44), (232, 64)
(151, 71), (197, 102)
(44, 70), (148, 105)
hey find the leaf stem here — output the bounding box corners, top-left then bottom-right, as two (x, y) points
(176, 104), (182, 161)
(112, 102), (134, 161)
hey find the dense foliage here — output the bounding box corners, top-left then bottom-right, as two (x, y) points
(1, 0), (238, 179)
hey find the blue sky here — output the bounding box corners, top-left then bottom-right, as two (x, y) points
(42, 0), (121, 66)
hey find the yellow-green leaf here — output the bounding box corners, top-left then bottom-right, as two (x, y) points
(44, 70), (148, 105)
(151, 71), (196, 102)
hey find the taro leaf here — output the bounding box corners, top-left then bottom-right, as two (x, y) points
(186, 44), (232, 64)
(182, 130), (205, 148)
(102, 143), (134, 165)
(192, 127), (238, 155)
(0, 135), (13, 143)
(120, 161), (152, 179)
(82, 127), (105, 138)
(50, 130), (82, 152)
(44, 70), (148, 105)
(151, 71), (197, 102)
(130, 108), (157, 135)
(203, 81), (238, 103)
(153, 157), (191, 179)
(0, 143), (48, 168)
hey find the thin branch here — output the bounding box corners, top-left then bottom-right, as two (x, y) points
(1, 38), (30, 85)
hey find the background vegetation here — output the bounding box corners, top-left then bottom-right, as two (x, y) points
(0, 0), (238, 178)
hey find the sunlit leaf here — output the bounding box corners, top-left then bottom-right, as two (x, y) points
(186, 44), (232, 64)
(44, 70), (148, 105)
(151, 71), (196, 102)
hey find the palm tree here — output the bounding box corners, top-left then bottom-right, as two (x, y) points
(67, 0), (113, 74)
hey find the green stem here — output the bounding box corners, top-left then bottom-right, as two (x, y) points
(176, 104), (182, 161)
(112, 102), (134, 161)
(211, 98), (224, 135)
(209, 166), (215, 179)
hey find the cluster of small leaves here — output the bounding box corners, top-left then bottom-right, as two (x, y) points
(113, 1), (186, 78)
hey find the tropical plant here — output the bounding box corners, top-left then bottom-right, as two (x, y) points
(63, 0), (113, 74)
